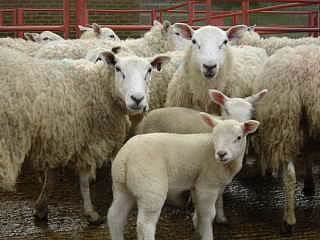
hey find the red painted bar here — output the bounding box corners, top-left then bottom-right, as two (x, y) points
(63, 0), (69, 39)
(16, 8), (24, 38)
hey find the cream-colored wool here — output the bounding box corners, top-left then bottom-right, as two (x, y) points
(0, 37), (43, 57)
(166, 45), (267, 112)
(0, 47), (130, 191)
(232, 27), (320, 55)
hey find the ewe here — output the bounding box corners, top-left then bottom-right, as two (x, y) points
(108, 116), (259, 240)
(79, 23), (120, 40)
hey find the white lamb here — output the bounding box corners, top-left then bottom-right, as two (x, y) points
(108, 116), (259, 240)
(24, 31), (64, 43)
(79, 23), (120, 40)
(165, 25), (268, 112)
(0, 46), (169, 224)
(230, 25), (320, 55)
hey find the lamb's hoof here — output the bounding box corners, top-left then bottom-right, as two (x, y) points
(303, 182), (315, 196)
(85, 211), (105, 225)
(33, 203), (48, 221)
(281, 221), (294, 235)
(215, 216), (229, 225)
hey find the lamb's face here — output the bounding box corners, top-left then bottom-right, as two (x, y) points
(191, 26), (229, 80)
(99, 28), (120, 41)
(79, 24), (119, 41)
(98, 51), (170, 114)
(24, 31), (63, 43)
(200, 113), (259, 164)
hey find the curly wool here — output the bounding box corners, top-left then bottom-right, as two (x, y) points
(253, 45), (320, 172)
(0, 47), (129, 191)
(0, 37), (42, 57)
(165, 45), (267, 112)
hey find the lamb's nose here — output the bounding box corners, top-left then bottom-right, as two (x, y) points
(203, 64), (217, 72)
(217, 150), (227, 159)
(131, 95), (144, 106)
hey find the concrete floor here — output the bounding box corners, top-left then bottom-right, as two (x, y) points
(1, 159), (320, 240)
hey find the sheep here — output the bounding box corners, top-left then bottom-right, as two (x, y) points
(252, 44), (320, 233)
(0, 46), (169, 224)
(36, 20), (190, 60)
(165, 25), (268, 112)
(230, 25), (320, 55)
(108, 115), (259, 240)
(24, 31), (64, 43)
(0, 37), (45, 56)
(79, 23), (120, 40)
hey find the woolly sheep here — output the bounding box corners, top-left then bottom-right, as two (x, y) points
(36, 20), (188, 60)
(0, 46), (169, 224)
(231, 25), (320, 55)
(79, 23), (120, 40)
(253, 44), (320, 233)
(165, 25), (268, 112)
(108, 116), (259, 240)
(0, 37), (44, 56)
(24, 31), (64, 43)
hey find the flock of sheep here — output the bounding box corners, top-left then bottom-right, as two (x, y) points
(0, 20), (320, 240)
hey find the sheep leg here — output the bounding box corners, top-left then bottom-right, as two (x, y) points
(79, 170), (103, 224)
(193, 188), (218, 240)
(215, 188), (228, 224)
(281, 161), (296, 234)
(108, 189), (135, 240)
(137, 207), (162, 240)
(34, 169), (51, 220)
(303, 156), (315, 196)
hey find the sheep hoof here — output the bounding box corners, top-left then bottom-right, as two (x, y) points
(281, 221), (294, 235)
(33, 203), (48, 221)
(85, 211), (105, 225)
(215, 216), (228, 225)
(303, 181), (315, 196)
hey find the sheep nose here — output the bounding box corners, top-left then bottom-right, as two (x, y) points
(217, 150), (227, 159)
(131, 95), (144, 106)
(203, 64), (217, 71)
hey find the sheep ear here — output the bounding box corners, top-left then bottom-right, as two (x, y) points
(172, 23), (193, 40)
(162, 20), (171, 33)
(248, 24), (256, 32)
(226, 25), (249, 41)
(78, 25), (91, 32)
(242, 120), (260, 135)
(245, 89), (268, 105)
(98, 51), (117, 66)
(150, 55), (170, 71)
(111, 46), (121, 54)
(24, 32), (40, 42)
(200, 112), (218, 128)
(208, 89), (229, 107)
(92, 23), (101, 34)
(153, 20), (162, 26)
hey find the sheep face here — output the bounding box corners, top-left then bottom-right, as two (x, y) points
(98, 51), (170, 114)
(170, 23), (192, 51)
(24, 31), (63, 43)
(79, 24), (120, 40)
(200, 114), (260, 164)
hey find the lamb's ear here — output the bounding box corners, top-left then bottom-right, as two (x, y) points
(200, 112), (219, 128)
(111, 46), (121, 54)
(172, 23), (193, 40)
(208, 89), (229, 107)
(245, 89), (268, 105)
(226, 25), (249, 41)
(92, 23), (101, 34)
(78, 25), (91, 32)
(24, 33), (40, 42)
(97, 51), (117, 66)
(242, 120), (260, 135)
(162, 20), (171, 33)
(150, 55), (170, 71)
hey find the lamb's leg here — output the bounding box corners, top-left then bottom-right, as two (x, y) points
(79, 170), (103, 224)
(193, 188), (218, 240)
(137, 207), (162, 240)
(303, 156), (315, 196)
(34, 169), (51, 220)
(281, 161), (296, 234)
(108, 189), (135, 240)
(215, 188), (227, 224)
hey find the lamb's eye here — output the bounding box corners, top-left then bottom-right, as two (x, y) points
(175, 32), (180, 36)
(115, 66), (121, 72)
(147, 68), (152, 74)
(110, 35), (115, 38)
(43, 37), (49, 41)
(223, 39), (228, 45)
(237, 136), (241, 141)
(192, 39), (196, 45)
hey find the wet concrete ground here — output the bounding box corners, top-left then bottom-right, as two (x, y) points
(1, 159), (320, 240)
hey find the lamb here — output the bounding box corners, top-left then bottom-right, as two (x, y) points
(230, 25), (320, 55)
(24, 31), (64, 43)
(36, 20), (189, 60)
(253, 44), (320, 233)
(108, 115), (259, 240)
(165, 25), (268, 113)
(79, 23), (120, 40)
(0, 46), (169, 224)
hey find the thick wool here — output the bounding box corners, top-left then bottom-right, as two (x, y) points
(166, 45), (267, 112)
(234, 29), (320, 55)
(0, 37), (42, 57)
(253, 44), (320, 172)
(0, 47), (129, 191)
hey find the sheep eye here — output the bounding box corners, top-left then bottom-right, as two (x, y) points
(147, 68), (152, 74)
(115, 66), (121, 72)
(192, 39), (196, 44)
(237, 136), (241, 140)
(223, 39), (228, 45)
(43, 37), (49, 41)
(110, 35), (115, 38)
(175, 32), (180, 36)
